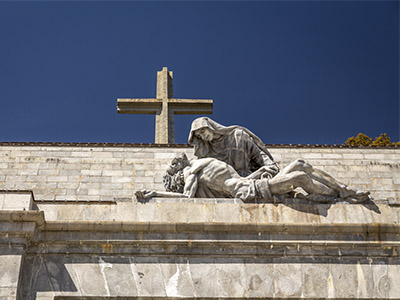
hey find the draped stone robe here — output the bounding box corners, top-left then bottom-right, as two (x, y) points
(189, 117), (278, 178)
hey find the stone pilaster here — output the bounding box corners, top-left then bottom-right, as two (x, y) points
(0, 191), (44, 300)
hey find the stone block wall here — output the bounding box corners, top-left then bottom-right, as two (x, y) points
(0, 143), (399, 202)
(0, 143), (399, 300)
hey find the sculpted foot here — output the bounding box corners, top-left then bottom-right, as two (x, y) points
(344, 191), (370, 203)
(305, 194), (330, 203)
(338, 185), (368, 199)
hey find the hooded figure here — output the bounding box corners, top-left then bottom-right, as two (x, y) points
(188, 117), (279, 178)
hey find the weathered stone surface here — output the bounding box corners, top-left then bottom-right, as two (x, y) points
(274, 262), (303, 297)
(0, 247), (25, 300)
(302, 262), (330, 298)
(130, 257), (166, 297)
(70, 260), (109, 296)
(159, 258), (196, 297)
(19, 255), (400, 299)
(33, 199), (400, 228)
(243, 259), (274, 297)
(0, 191), (33, 210)
(0, 255), (22, 289)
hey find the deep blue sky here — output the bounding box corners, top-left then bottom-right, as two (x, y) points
(0, 1), (398, 144)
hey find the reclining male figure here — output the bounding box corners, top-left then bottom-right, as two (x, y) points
(135, 153), (370, 203)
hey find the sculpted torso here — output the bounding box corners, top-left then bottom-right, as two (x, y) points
(183, 158), (240, 194)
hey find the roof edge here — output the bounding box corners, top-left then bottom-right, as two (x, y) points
(0, 141), (399, 148)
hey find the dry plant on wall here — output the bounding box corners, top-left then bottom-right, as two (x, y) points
(345, 133), (400, 146)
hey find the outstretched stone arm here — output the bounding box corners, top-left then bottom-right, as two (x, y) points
(135, 190), (188, 200)
(183, 174), (198, 198)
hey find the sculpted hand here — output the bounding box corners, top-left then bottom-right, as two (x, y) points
(135, 190), (157, 199)
(260, 165), (279, 179)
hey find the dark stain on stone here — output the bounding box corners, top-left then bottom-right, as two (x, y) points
(249, 274), (262, 291)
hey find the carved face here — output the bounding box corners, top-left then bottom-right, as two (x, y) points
(166, 153), (189, 175)
(195, 128), (214, 142)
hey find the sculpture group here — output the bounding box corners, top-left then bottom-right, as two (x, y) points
(136, 117), (370, 203)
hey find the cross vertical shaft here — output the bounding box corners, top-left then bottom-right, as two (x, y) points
(157, 67), (173, 99)
(156, 68), (174, 144)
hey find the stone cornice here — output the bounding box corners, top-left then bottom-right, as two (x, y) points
(0, 141), (399, 148)
(41, 220), (400, 235)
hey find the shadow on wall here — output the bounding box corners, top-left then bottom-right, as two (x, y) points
(20, 255), (78, 299)
(270, 198), (382, 217)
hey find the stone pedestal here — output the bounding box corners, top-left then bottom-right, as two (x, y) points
(13, 197), (400, 299)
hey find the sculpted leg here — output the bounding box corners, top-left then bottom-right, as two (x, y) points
(306, 164), (370, 201)
(280, 159), (341, 190)
(278, 159), (312, 175)
(281, 159), (370, 202)
(269, 171), (336, 196)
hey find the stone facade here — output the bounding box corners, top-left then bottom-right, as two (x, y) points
(0, 144), (399, 299)
(0, 144), (399, 202)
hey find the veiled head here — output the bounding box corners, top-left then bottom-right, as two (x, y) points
(194, 127), (215, 142)
(188, 117), (227, 144)
(188, 117), (232, 158)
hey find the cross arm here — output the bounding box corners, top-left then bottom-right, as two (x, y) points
(168, 99), (213, 115)
(117, 98), (161, 114)
(117, 98), (213, 115)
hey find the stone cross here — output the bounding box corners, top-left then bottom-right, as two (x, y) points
(117, 67), (213, 144)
